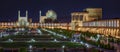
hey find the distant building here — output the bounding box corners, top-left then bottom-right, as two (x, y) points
(71, 8), (120, 38)
(40, 16), (47, 23)
(85, 8), (102, 20)
(71, 8), (102, 30)
(17, 10), (29, 27)
(29, 18), (32, 23)
(71, 12), (88, 30)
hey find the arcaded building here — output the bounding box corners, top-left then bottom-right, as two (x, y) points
(71, 8), (120, 38)
(81, 19), (120, 38)
(71, 8), (102, 30)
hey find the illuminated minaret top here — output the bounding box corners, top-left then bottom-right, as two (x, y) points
(39, 10), (41, 17)
(18, 10), (28, 18)
(26, 10), (28, 17)
(18, 10), (28, 22)
(18, 10), (20, 18)
(17, 10), (29, 27)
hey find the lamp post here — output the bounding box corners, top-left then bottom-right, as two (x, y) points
(62, 45), (65, 52)
(29, 45), (33, 52)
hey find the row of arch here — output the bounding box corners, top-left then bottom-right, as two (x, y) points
(78, 27), (119, 38)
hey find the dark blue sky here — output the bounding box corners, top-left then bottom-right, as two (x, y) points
(0, 0), (120, 22)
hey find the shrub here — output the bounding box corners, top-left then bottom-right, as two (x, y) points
(19, 47), (27, 52)
(0, 47), (3, 52)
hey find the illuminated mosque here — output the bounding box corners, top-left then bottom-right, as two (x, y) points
(0, 8), (120, 38)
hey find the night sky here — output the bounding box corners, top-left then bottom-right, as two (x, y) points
(0, 0), (120, 22)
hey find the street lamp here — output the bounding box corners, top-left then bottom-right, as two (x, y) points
(62, 45), (65, 52)
(29, 45), (33, 52)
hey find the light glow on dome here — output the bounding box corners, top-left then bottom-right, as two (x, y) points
(46, 10), (57, 20)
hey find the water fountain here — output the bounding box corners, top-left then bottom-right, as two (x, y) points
(80, 41), (84, 44)
(63, 36), (67, 39)
(7, 39), (13, 42)
(53, 39), (59, 42)
(37, 29), (42, 35)
(54, 39), (57, 42)
(28, 38), (36, 42)
(85, 43), (90, 48)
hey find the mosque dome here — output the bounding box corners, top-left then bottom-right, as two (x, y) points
(46, 10), (57, 20)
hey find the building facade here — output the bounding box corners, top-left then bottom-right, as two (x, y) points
(81, 19), (120, 38)
(71, 12), (91, 30)
(85, 8), (102, 20)
(71, 8), (120, 38)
